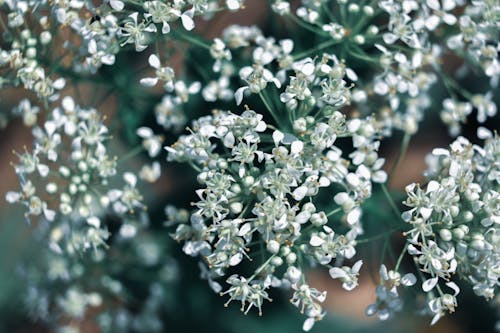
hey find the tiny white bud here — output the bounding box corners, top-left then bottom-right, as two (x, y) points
(286, 252), (297, 265)
(439, 229), (452, 242)
(230, 184), (241, 194)
(78, 161), (88, 172)
(59, 166), (71, 177)
(470, 239), (485, 251)
(40, 31), (52, 44)
(310, 212), (327, 226)
(69, 184), (78, 195)
(26, 47), (36, 58)
(354, 35), (365, 45)
(348, 3), (359, 12)
(463, 211), (473, 222)
(243, 175), (255, 187)
(230, 202), (243, 214)
(363, 6), (374, 16)
(217, 159), (228, 169)
(197, 172), (208, 184)
(303, 202), (316, 213)
(271, 256), (283, 266)
(46, 182), (58, 194)
(367, 25), (379, 35)
(100, 196), (110, 207)
(286, 266), (302, 283)
(79, 205), (90, 217)
(267, 240), (280, 254)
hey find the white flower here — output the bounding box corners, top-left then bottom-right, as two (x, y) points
(137, 126), (164, 157)
(329, 260), (363, 291)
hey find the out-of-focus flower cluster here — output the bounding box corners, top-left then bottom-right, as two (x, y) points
(7, 97), (145, 254)
(1, 0), (498, 331)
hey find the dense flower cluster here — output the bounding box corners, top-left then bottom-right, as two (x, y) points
(166, 106), (386, 328)
(1, 0), (498, 331)
(7, 97), (146, 254)
(403, 129), (499, 324)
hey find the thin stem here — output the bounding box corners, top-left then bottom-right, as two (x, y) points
(118, 145), (144, 163)
(188, 161), (202, 173)
(287, 14), (328, 36)
(379, 236), (389, 269)
(258, 91), (281, 126)
(171, 30), (212, 51)
(389, 132), (411, 184)
(292, 39), (340, 60)
(326, 207), (342, 217)
(0, 15), (9, 32)
(248, 254), (276, 282)
(394, 242), (409, 271)
(381, 183), (402, 222)
(357, 226), (402, 243)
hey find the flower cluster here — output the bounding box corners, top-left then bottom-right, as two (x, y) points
(166, 102), (387, 328)
(20, 227), (179, 333)
(402, 129), (499, 324)
(1, 0), (498, 331)
(6, 97), (146, 254)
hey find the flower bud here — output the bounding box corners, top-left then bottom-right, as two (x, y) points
(271, 256), (283, 266)
(286, 266), (302, 283)
(286, 252), (297, 265)
(267, 240), (280, 254)
(439, 229), (452, 242)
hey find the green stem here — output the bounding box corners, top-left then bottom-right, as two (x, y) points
(248, 254), (276, 282)
(287, 14), (328, 36)
(258, 91), (281, 126)
(357, 226), (402, 244)
(292, 39), (341, 60)
(326, 207), (342, 217)
(388, 132), (411, 184)
(118, 145), (144, 163)
(394, 242), (409, 271)
(380, 183), (402, 222)
(171, 30), (212, 51)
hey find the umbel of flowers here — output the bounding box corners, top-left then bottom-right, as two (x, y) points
(1, 0), (498, 332)
(402, 129), (499, 324)
(7, 97), (146, 254)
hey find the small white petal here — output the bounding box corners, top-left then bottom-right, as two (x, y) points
(291, 140), (303, 154)
(272, 130), (284, 146)
(352, 260), (363, 273)
(347, 208), (361, 225)
(432, 148), (449, 156)
(148, 54), (161, 68)
(419, 207), (433, 220)
(426, 180), (440, 193)
(422, 276), (439, 292)
(181, 11), (195, 31)
(329, 267), (348, 279)
(87, 216), (101, 228)
(310, 235), (325, 246)
(401, 273), (417, 286)
(445, 281), (460, 296)
(234, 86), (247, 105)
(229, 252), (242, 266)
(292, 186), (308, 201)
(53, 78), (66, 90)
(124, 172), (137, 186)
(110, 0), (124, 11)
(137, 127), (153, 138)
(140, 77), (159, 87)
(37, 164), (50, 177)
(6, 191), (21, 203)
(302, 317), (315, 332)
